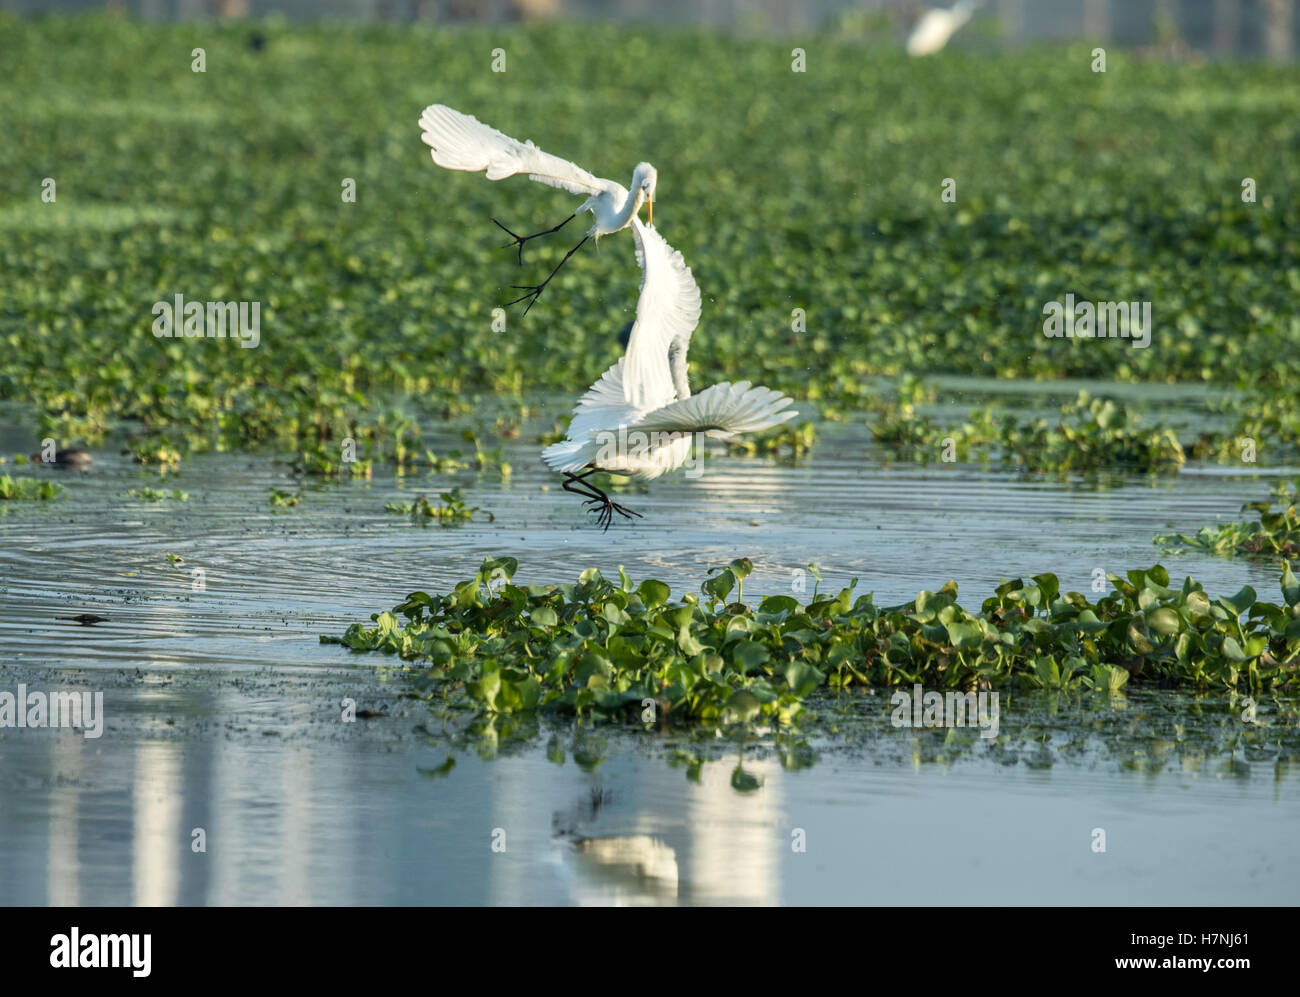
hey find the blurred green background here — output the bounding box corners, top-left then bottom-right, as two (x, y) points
(0, 11), (1296, 453)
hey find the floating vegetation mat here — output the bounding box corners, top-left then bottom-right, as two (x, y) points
(325, 557), (1300, 730)
(872, 391), (1187, 473)
(1157, 478), (1300, 561)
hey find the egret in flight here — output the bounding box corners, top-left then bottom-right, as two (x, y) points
(543, 216), (798, 529)
(906, 1), (979, 56)
(418, 104), (657, 314)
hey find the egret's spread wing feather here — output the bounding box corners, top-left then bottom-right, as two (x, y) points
(418, 104), (604, 196)
(623, 216), (701, 412)
(629, 381), (798, 438)
(541, 359), (634, 473)
(566, 359), (632, 435)
(541, 437), (594, 474)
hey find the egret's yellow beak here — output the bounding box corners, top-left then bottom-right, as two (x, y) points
(646, 196), (654, 227)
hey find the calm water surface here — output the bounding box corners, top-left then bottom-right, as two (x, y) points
(0, 398), (1296, 905)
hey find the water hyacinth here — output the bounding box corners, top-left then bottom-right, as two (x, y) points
(1157, 478), (1300, 561)
(324, 557), (1300, 726)
(4, 19), (1299, 460)
(384, 487), (493, 526)
(0, 474), (64, 500)
(871, 391), (1186, 472)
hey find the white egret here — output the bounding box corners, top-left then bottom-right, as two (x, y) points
(906, 0), (979, 57)
(418, 104), (657, 314)
(543, 216), (797, 529)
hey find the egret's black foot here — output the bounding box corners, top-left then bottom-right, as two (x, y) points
(562, 469), (642, 531)
(492, 218), (530, 266)
(506, 283), (545, 315)
(582, 494), (643, 531)
(502, 233), (590, 316)
(492, 212), (577, 266)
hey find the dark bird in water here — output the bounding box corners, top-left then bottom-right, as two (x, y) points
(31, 448), (93, 469)
(56, 614), (108, 626)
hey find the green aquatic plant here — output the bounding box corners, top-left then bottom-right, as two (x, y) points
(0, 474), (63, 500)
(1156, 478), (1300, 560)
(125, 438), (182, 466)
(725, 420), (818, 459)
(421, 450), (467, 474)
(872, 392), (1185, 473)
(389, 416), (423, 468)
(384, 487), (493, 526)
(127, 487), (189, 502)
(269, 487), (301, 508)
(324, 558), (1300, 730)
(297, 439), (374, 478)
(1003, 393), (1185, 473)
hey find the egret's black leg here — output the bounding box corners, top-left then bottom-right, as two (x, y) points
(492, 213), (577, 266)
(560, 470), (642, 531)
(507, 235), (590, 315)
(561, 470), (602, 502)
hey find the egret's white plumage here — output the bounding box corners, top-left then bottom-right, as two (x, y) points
(418, 104), (656, 242)
(906, 0), (978, 56)
(543, 216), (797, 484)
(417, 103), (797, 526)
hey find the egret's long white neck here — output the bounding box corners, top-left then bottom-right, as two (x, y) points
(612, 183), (646, 230)
(669, 338), (691, 401)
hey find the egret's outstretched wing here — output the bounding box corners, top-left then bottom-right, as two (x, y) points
(907, 1), (976, 56)
(629, 381), (797, 438)
(564, 359), (633, 439)
(541, 359), (634, 474)
(418, 104), (604, 196)
(622, 216), (701, 412)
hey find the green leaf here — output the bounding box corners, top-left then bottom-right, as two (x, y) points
(530, 606), (557, 627)
(724, 690), (761, 723)
(783, 661), (824, 697)
(1219, 586), (1257, 617)
(637, 579), (671, 610)
(1221, 636), (1248, 662)
(731, 639), (770, 671)
(944, 620), (983, 650)
(1146, 607), (1182, 636)
(1283, 562), (1300, 608)
(702, 569), (736, 603)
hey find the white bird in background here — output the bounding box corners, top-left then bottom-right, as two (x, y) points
(418, 104), (657, 314)
(906, 0), (979, 57)
(542, 215), (797, 529)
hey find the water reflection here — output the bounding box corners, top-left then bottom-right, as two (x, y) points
(2, 683), (1297, 905)
(546, 758), (785, 905)
(132, 741), (181, 906)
